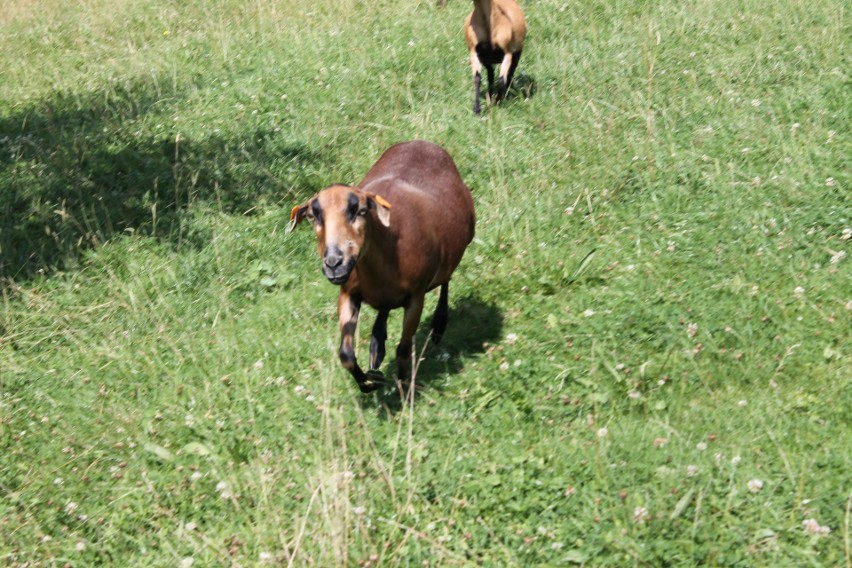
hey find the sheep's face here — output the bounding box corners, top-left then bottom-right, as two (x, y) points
(290, 185), (391, 285)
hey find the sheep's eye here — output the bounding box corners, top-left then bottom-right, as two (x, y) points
(309, 202), (323, 225)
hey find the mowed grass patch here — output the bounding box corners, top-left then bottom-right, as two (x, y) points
(1, 0), (849, 565)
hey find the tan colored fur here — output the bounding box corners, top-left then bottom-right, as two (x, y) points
(464, 0), (526, 113)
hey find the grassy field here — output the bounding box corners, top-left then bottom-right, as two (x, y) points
(1, 0), (849, 565)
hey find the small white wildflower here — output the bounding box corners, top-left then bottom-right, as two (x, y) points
(185, 521), (197, 531)
(505, 333), (518, 345)
(628, 389), (642, 400)
(747, 479), (764, 493)
(253, 359), (264, 370)
(551, 542), (564, 550)
(180, 557), (194, 568)
(687, 323), (698, 338)
(499, 361), (510, 372)
(667, 240), (676, 252)
(184, 414), (195, 427)
(794, 286), (805, 296)
(596, 427), (609, 438)
(259, 551), (273, 562)
(738, 400), (747, 408)
(829, 250), (846, 264)
(294, 385), (306, 394)
(696, 442), (708, 451)
(564, 206), (575, 215)
(731, 455), (742, 466)
(583, 308), (595, 318)
(633, 506), (649, 524)
(802, 518), (830, 536)
(190, 471), (203, 482)
(75, 541), (87, 552)
(65, 502), (79, 515)
(686, 465), (698, 477)
(408, 39), (415, 47)
(352, 506), (366, 515)
(53, 477), (64, 486)
(840, 228), (851, 240)
(751, 99), (761, 107)
(825, 177), (835, 187)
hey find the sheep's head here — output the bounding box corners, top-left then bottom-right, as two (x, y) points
(290, 185), (391, 285)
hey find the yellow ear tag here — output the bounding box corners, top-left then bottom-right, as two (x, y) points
(373, 195), (392, 209)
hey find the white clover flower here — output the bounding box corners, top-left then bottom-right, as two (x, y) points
(583, 308), (596, 318)
(65, 502), (79, 515)
(352, 506), (366, 515)
(259, 551), (273, 562)
(190, 471), (203, 482)
(687, 323), (698, 338)
(829, 250), (846, 264)
(633, 506), (649, 524)
(596, 427), (609, 438)
(75, 541), (87, 552)
(686, 465), (698, 477)
(180, 557), (195, 568)
(696, 442), (708, 451)
(731, 455), (742, 466)
(794, 286), (805, 296)
(738, 400), (747, 408)
(505, 333), (518, 345)
(747, 479), (764, 493)
(802, 518), (831, 536)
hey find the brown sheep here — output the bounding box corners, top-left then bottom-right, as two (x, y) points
(464, 0), (527, 114)
(290, 141), (475, 393)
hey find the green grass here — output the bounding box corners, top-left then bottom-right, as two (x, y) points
(1, 0), (849, 565)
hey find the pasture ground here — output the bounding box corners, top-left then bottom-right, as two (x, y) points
(1, 0), (849, 565)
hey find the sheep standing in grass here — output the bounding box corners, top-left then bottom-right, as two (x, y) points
(289, 141), (475, 393)
(464, 0), (527, 114)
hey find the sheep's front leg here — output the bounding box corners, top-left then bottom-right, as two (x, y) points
(337, 292), (382, 393)
(470, 51), (483, 115)
(367, 309), (390, 382)
(496, 51), (516, 102)
(396, 294), (425, 381)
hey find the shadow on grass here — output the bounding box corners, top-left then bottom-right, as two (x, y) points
(368, 294), (503, 418)
(0, 76), (324, 285)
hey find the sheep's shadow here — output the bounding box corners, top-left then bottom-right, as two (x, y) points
(474, 71), (536, 113)
(362, 294), (503, 418)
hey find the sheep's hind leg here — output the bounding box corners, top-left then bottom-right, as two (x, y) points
(429, 283), (449, 345)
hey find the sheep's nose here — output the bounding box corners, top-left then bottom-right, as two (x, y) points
(324, 247), (344, 268)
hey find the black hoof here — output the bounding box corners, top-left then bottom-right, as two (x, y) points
(357, 370), (385, 393)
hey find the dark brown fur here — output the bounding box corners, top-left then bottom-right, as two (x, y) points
(291, 141), (475, 393)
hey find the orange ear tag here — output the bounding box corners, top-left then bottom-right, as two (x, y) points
(373, 195), (392, 209)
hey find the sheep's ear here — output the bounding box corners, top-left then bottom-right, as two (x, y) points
(287, 203), (310, 233)
(368, 194), (391, 227)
